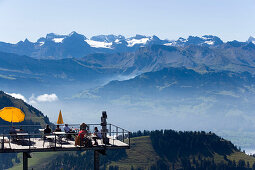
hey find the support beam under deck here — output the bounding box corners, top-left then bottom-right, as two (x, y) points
(94, 150), (100, 170)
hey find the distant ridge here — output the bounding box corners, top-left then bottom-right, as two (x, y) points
(0, 32), (253, 59)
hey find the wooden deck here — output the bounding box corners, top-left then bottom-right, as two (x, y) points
(0, 135), (129, 153)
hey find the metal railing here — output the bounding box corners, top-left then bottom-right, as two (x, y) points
(0, 123), (130, 152)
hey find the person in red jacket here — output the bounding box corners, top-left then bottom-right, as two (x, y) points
(78, 124), (88, 142)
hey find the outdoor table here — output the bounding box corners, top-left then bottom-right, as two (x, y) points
(53, 132), (65, 135)
(17, 133), (29, 136)
(45, 135), (55, 139)
(16, 133), (29, 141)
(89, 134), (96, 139)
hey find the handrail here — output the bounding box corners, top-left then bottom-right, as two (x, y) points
(0, 123), (130, 133)
(2, 132), (127, 136)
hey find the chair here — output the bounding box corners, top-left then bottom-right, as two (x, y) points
(0, 136), (11, 149)
(75, 135), (84, 146)
(43, 135), (55, 148)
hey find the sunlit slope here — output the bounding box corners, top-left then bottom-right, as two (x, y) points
(8, 152), (61, 170)
(108, 136), (160, 169)
(107, 135), (255, 170)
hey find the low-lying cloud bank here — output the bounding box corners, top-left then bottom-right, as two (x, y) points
(7, 92), (58, 104)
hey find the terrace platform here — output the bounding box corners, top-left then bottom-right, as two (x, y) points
(0, 123), (130, 170)
(0, 134), (129, 153)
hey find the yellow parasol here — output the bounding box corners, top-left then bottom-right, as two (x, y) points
(57, 110), (64, 124)
(0, 107), (25, 123)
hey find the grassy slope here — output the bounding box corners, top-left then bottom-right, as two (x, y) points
(107, 136), (255, 170)
(228, 151), (255, 165)
(107, 136), (161, 169)
(8, 152), (61, 170)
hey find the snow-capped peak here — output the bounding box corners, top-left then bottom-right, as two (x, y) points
(248, 36), (255, 44)
(90, 35), (125, 43)
(53, 38), (65, 43)
(85, 39), (113, 49)
(45, 33), (67, 43)
(127, 37), (150, 47)
(165, 35), (223, 47)
(126, 35), (152, 47)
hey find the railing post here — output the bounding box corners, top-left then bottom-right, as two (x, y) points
(116, 127), (118, 139)
(54, 134), (56, 150)
(122, 129), (124, 142)
(129, 132), (131, 147)
(29, 135), (30, 151)
(109, 124), (111, 136)
(61, 135), (62, 148)
(2, 135), (4, 150)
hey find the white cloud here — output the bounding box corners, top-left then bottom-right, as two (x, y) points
(6, 92), (59, 105)
(7, 93), (27, 102)
(35, 93), (58, 102)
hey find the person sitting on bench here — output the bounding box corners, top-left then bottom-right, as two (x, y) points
(64, 124), (73, 140)
(78, 127), (87, 141)
(43, 125), (52, 140)
(55, 125), (61, 132)
(64, 124), (70, 133)
(44, 125), (51, 134)
(9, 126), (17, 141)
(77, 124), (92, 146)
(93, 127), (102, 145)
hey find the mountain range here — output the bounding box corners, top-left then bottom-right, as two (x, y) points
(0, 31), (254, 60)
(1, 38), (255, 96)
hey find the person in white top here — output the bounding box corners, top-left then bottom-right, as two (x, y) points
(64, 124), (73, 140)
(64, 124), (71, 133)
(93, 127), (102, 145)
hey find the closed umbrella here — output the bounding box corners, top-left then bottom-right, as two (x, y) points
(57, 110), (64, 124)
(0, 107), (25, 123)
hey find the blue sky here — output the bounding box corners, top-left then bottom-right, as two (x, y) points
(0, 0), (254, 43)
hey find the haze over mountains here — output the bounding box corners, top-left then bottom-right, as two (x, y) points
(1, 32), (255, 148)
